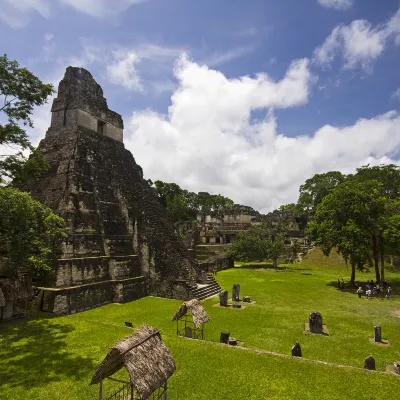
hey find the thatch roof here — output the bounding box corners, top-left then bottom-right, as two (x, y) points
(171, 299), (210, 329)
(0, 288), (5, 307)
(90, 325), (175, 400)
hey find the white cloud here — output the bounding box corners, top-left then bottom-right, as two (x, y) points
(317, 0), (354, 10)
(124, 58), (400, 212)
(392, 88), (400, 100)
(0, 0), (144, 28)
(202, 46), (256, 67)
(314, 8), (400, 70)
(58, 0), (144, 18)
(106, 51), (143, 92)
(103, 43), (184, 92)
(0, 0), (50, 28)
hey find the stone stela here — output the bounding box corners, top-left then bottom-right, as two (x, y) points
(291, 342), (302, 357)
(232, 284), (240, 301)
(364, 355), (376, 370)
(374, 325), (382, 342)
(219, 290), (228, 307)
(309, 311), (323, 334)
(18, 67), (198, 315)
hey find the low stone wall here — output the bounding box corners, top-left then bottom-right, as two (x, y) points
(54, 255), (141, 287)
(38, 276), (147, 314)
(199, 257), (233, 272)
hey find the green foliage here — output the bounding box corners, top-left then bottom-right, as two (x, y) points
(309, 178), (400, 283)
(0, 54), (54, 183)
(298, 171), (346, 215)
(149, 180), (234, 225)
(227, 221), (287, 265)
(0, 187), (66, 276)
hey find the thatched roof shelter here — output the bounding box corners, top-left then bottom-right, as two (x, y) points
(172, 299), (210, 329)
(0, 288), (5, 307)
(90, 324), (175, 400)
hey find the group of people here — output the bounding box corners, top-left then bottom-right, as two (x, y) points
(356, 280), (392, 300)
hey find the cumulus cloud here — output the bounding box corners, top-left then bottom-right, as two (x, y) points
(106, 51), (143, 92)
(314, 7), (400, 70)
(317, 0), (354, 10)
(124, 58), (400, 212)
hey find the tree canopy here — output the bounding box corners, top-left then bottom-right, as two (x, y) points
(0, 54), (54, 183)
(0, 187), (66, 279)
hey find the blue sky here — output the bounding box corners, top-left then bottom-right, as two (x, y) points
(1, 0), (400, 212)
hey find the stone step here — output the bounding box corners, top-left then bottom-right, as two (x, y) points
(191, 283), (221, 299)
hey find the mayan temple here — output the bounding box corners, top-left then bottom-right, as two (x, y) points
(20, 67), (202, 314)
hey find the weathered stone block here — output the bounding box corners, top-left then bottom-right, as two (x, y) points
(291, 342), (302, 357)
(232, 284), (240, 301)
(309, 311), (323, 334)
(374, 325), (382, 342)
(219, 290), (228, 307)
(364, 356), (376, 370)
(220, 331), (230, 344)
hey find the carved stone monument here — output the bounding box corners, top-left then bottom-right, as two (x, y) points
(184, 326), (193, 338)
(232, 284), (240, 301)
(18, 67), (198, 314)
(228, 337), (237, 346)
(309, 311), (323, 334)
(374, 325), (382, 342)
(219, 290), (228, 307)
(220, 331), (230, 344)
(291, 342), (302, 357)
(364, 356), (376, 370)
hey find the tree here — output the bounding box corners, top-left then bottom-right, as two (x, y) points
(0, 187), (66, 280)
(0, 54), (54, 183)
(227, 221), (287, 267)
(308, 179), (400, 283)
(298, 171), (346, 216)
(308, 216), (372, 285)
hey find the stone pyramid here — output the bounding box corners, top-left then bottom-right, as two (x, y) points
(21, 67), (198, 314)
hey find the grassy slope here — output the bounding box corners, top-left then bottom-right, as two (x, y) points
(1, 250), (400, 399)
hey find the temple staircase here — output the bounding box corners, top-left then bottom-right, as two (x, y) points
(189, 273), (222, 300)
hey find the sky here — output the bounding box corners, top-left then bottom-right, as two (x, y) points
(1, 0), (400, 213)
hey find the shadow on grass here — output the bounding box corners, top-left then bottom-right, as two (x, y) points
(326, 278), (400, 298)
(0, 313), (96, 390)
(235, 263), (311, 272)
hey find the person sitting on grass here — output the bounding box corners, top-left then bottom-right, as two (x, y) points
(366, 289), (372, 300)
(357, 286), (363, 299)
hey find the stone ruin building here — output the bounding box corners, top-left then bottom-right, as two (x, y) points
(193, 204), (311, 265)
(19, 66), (221, 314)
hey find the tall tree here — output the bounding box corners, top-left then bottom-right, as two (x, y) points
(297, 171), (346, 215)
(0, 54), (53, 183)
(309, 179), (400, 283)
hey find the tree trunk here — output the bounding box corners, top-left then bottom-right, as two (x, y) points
(273, 258), (278, 268)
(350, 261), (356, 285)
(371, 234), (381, 283)
(380, 251), (385, 283)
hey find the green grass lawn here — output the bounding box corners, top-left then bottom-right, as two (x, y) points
(1, 249), (400, 399)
